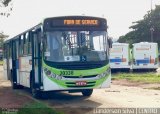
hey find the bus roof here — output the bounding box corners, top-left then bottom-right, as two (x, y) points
(112, 43), (129, 46)
(132, 42), (158, 45)
(4, 23), (42, 43)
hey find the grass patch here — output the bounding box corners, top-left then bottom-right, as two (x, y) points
(145, 87), (160, 90)
(18, 101), (63, 114)
(112, 73), (160, 84)
(0, 60), (3, 65)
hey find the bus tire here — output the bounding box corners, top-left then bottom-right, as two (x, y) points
(81, 89), (93, 96)
(30, 76), (41, 99)
(11, 71), (18, 89)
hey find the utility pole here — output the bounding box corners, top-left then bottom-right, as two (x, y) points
(150, 0), (154, 42)
(150, 27), (154, 42)
(151, 0), (153, 12)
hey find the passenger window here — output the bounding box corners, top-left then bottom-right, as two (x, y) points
(16, 40), (19, 58)
(28, 32), (32, 55)
(20, 35), (24, 56)
(24, 33), (29, 55)
(9, 43), (11, 58)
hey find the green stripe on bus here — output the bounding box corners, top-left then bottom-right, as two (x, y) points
(43, 62), (109, 76)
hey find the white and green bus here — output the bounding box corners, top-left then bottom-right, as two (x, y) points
(3, 16), (111, 98)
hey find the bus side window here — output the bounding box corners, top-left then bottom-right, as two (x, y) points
(24, 32), (29, 55)
(9, 42), (12, 58)
(28, 32), (32, 55)
(12, 41), (16, 60)
(16, 40), (19, 59)
(3, 44), (6, 59)
(18, 37), (21, 57)
(20, 35), (24, 56)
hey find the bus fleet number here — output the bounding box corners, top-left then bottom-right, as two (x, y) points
(60, 71), (74, 75)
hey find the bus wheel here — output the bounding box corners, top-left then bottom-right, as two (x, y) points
(11, 71), (23, 89)
(81, 89), (93, 96)
(30, 80), (41, 99)
(11, 78), (17, 89)
(11, 71), (18, 89)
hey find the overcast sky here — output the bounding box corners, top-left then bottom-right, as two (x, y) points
(0, 0), (160, 39)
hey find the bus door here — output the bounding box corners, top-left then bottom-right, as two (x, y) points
(12, 40), (20, 84)
(32, 30), (42, 89)
(6, 43), (11, 80)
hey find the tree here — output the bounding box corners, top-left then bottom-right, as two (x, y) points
(0, 0), (11, 6)
(118, 5), (160, 47)
(0, 0), (13, 17)
(0, 32), (8, 49)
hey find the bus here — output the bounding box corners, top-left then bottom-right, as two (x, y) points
(3, 16), (111, 98)
(109, 43), (131, 71)
(132, 42), (159, 70)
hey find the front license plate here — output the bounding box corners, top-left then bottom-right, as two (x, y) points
(76, 81), (87, 86)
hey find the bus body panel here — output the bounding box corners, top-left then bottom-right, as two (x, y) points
(109, 43), (131, 69)
(132, 42), (159, 69)
(99, 74), (111, 88)
(19, 56), (32, 87)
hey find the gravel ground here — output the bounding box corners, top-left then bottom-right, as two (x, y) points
(0, 66), (160, 114)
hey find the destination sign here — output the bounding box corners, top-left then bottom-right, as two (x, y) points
(63, 19), (99, 25)
(43, 16), (107, 31)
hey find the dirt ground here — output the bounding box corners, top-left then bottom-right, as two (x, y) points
(0, 67), (33, 108)
(113, 79), (160, 89)
(0, 66), (160, 114)
(39, 79), (160, 114)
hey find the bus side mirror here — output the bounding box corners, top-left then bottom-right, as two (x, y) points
(40, 42), (43, 52)
(108, 38), (112, 48)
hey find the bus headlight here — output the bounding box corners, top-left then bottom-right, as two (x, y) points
(44, 68), (62, 80)
(97, 68), (110, 79)
(46, 70), (52, 76)
(51, 73), (57, 78)
(57, 75), (63, 80)
(97, 74), (103, 78)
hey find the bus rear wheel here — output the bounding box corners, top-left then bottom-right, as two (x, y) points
(81, 89), (93, 96)
(11, 71), (23, 89)
(30, 80), (41, 99)
(11, 78), (18, 89)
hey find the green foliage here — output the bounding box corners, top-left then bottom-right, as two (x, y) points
(0, 60), (3, 65)
(112, 73), (160, 84)
(18, 102), (63, 114)
(1, 0), (11, 6)
(0, 32), (8, 49)
(118, 5), (160, 47)
(0, 0), (13, 17)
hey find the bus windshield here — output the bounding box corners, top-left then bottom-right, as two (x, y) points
(44, 31), (108, 62)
